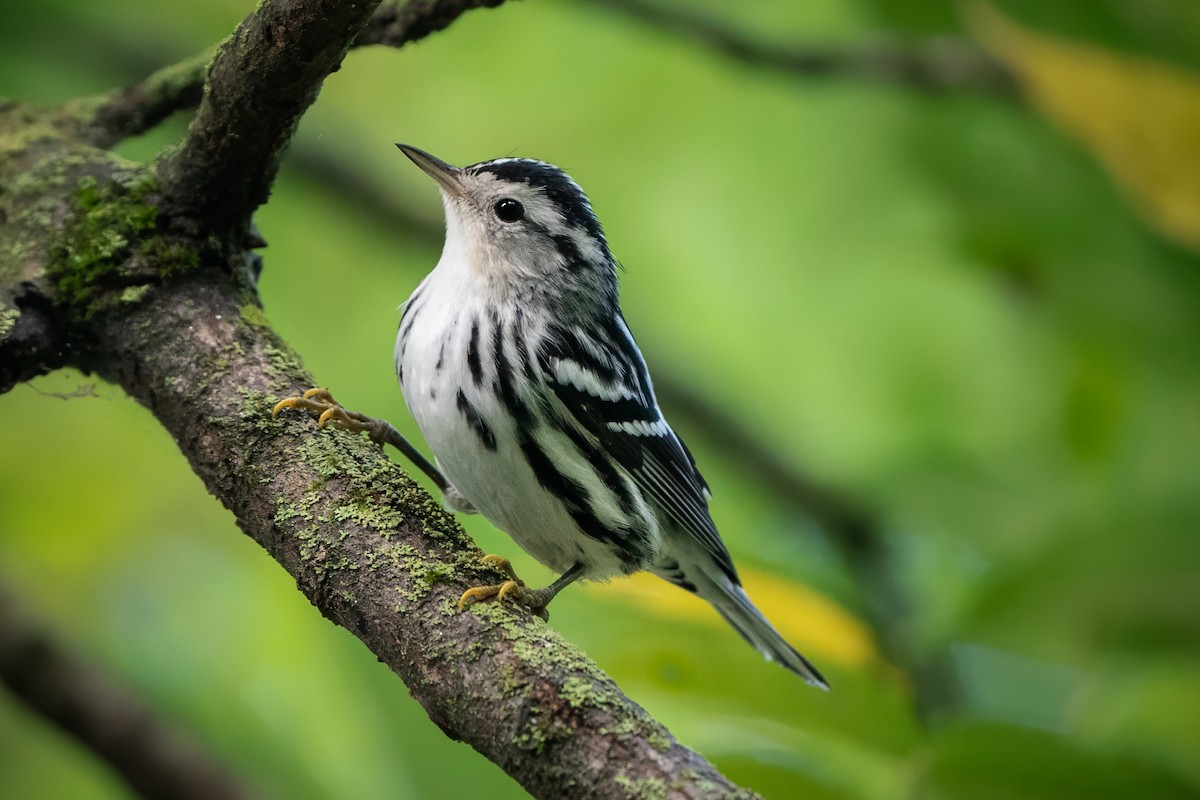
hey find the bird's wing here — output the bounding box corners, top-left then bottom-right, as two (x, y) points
(536, 315), (738, 582)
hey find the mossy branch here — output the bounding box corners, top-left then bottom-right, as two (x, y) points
(86, 265), (758, 799)
(0, 0), (761, 793)
(155, 0), (385, 238)
(0, 134), (758, 799)
(81, 0), (514, 152)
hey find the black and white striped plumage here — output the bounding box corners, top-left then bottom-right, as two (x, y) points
(394, 145), (827, 688)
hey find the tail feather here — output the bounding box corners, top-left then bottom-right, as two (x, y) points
(656, 557), (829, 689)
(710, 583), (829, 689)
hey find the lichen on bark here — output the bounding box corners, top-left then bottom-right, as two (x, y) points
(0, 1), (763, 797)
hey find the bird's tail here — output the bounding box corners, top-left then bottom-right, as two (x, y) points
(656, 555), (829, 689)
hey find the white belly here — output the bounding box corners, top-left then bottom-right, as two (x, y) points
(395, 285), (643, 579)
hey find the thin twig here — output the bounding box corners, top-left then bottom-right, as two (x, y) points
(355, 0), (509, 48)
(84, 51), (211, 149)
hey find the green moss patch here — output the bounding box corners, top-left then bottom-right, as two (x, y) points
(47, 169), (200, 319)
(0, 304), (18, 339)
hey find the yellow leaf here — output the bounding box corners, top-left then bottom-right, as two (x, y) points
(969, 2), (1200, 252)
(586, 567), (878, 668)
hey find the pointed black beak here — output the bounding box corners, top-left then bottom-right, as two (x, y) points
(396, 143), (464, 197)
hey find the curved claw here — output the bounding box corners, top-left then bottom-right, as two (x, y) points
(274, 388), (355, 430)
(495, 580), (526, 603)
(317, 406), (345, 428)
(459, 580), (524, 612)
(270, 386), (454, 508)
(456, 555), (555, 620)
(272, 387), (335, 419)
(303, 387), (335, 401)
(271, 396), (304, 418)
(458, 555), (528, 611)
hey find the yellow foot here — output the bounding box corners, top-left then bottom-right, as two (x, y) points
(458, 555), (550, 620)
(272, 388), (375, 433)
(271, 387), (455, 502)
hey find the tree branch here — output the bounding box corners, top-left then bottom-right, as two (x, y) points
(156, 0), (385, 237)
(0, 579), (254, 800)
(0, 290), (68, 394)
(82, 0), (511, 149)
(356, 0), (509, 48)
(84, 52), (211, 149)
(85, 263), (756, 799)
(0, 0), (762, 787)
(85, 1), (513, 230)
(582, 0), (1018, 96)
(0, 101), (105, 391)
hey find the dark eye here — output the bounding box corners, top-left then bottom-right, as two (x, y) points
(494, 198), (525, 223)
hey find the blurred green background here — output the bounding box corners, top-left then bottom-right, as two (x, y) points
(2, 0), (1199, 797)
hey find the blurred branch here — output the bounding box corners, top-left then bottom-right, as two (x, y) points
(291, 139), (447, 242)
(85, 52), (211, 149)
(0, 0), (761, 795)
(651, 383), (878, 550)
(0, 580), (254, 800)
(583, 0), (1019, 96)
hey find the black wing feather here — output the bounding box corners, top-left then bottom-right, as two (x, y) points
(538, 318), (738, 582)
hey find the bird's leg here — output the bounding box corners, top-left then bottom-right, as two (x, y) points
(272, 387), (451, 494)
(458, 558), (584, 621)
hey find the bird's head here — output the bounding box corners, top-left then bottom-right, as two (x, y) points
(397, 144), (617, 302)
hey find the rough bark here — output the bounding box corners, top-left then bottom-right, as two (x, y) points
(0, 0), (760, 796)
(156, 0), (383, 237)
(94, 264), (756, 800)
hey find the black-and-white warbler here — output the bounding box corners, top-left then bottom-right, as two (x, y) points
(388, 144), (827, 688)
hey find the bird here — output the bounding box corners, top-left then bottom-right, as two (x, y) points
(277, 144), (828, 688)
